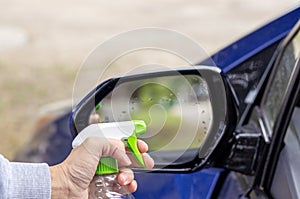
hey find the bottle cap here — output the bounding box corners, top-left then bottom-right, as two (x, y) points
(96, 156), (118, 175)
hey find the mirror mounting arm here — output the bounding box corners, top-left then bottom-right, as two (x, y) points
(216, 124), (265, 175)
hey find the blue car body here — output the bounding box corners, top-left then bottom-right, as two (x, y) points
(14, 6), (300, 198)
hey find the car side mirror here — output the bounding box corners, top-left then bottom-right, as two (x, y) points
(71, 66), (238, 172)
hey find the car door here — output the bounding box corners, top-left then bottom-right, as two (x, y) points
(250, 20), (300, 198)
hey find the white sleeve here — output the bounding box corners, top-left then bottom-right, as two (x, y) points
(0, 154), (51, 199)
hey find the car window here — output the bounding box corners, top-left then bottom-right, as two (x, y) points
(262, 30), (300, 134)
(271, 106), (300, 198)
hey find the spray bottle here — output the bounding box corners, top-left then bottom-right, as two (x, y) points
(72, 120), (147, 199)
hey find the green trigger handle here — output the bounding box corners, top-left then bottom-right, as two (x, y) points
(124, 120), (147, 168)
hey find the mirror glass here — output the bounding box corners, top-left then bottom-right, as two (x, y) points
(89, 74), (213, 166)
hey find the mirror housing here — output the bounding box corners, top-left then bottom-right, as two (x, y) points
(71, 66), (238, 172)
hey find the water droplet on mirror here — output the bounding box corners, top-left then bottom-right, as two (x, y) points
(193, 77), (199, 81)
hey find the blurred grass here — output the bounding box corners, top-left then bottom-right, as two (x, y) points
(0, 61), (76, 159)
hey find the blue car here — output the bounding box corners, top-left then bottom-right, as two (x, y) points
(15, 6), (300, 199)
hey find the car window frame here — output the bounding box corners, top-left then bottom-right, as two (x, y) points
(257, 22), (300, 195)
(260, 20), (300, 138)
(270, 105), (300, 198)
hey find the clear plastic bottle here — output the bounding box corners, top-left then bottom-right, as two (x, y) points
(89, 157), (135, 199)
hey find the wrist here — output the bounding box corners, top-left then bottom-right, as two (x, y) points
(50, 164), (70, 199)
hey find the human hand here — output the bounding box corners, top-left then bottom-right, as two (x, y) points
(50, 137), (154, 199)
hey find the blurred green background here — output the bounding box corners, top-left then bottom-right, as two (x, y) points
(0, 0), (298, 160)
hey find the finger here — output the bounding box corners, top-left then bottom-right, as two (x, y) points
(124, 139), (148, 157)
(103, 139), (132, 166)
(117, 168), (134, 186)
(142, 153), (154, 169)
(126, 152), (154, 169)
(108, 138), (150, 167)
(126, 180), (138, 193)
(89, 114), (100, 124)
(137, 140), (148, 153)
(81, 137), (132, 166)
(110, 147), (132, 167)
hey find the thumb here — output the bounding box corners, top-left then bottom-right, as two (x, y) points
(80, 137), (132, 166)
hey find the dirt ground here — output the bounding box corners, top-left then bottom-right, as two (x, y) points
(0, 0), (298, 160)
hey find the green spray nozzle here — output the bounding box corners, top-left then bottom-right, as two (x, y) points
(95, 102), (102, 111)
(125, 120), (147, 168)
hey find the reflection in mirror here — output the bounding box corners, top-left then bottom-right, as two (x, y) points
(90, 74), (213, 166)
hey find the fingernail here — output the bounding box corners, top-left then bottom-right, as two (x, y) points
(120, 175), (127, 184)
(120, 173), (131, 185)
